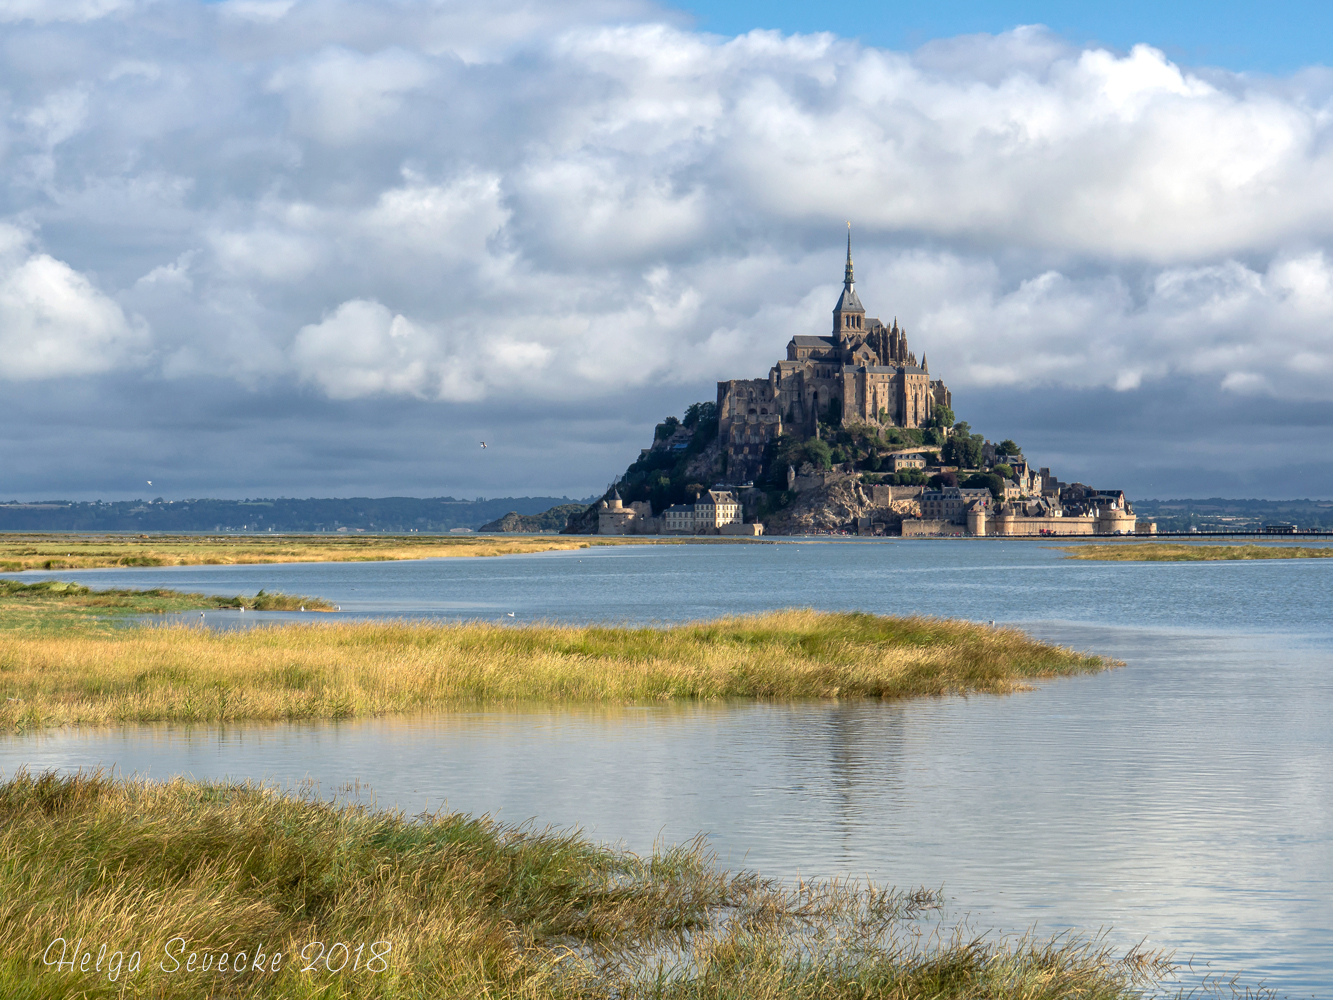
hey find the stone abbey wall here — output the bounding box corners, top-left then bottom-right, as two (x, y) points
(717, 240), (952, 482)
(716, 378), (784, 483)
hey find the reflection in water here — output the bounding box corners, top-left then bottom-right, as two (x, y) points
(2, 542), (1332, 992)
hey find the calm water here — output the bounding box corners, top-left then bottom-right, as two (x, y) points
(3, 540), (1332, 994)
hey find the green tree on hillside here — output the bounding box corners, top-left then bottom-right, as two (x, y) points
(945, 422), (984, 469)
(654, 416), (681, 441)
(614, 402), (723, 513)
(684, 401), (716, 430)
(804, 438), (833, 470)
(761, 434), (835, 488)
(961, 472), (1005, 500)
(887, 469), (928, 486)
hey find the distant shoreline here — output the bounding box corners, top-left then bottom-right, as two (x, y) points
(0, 533), (648, 573)
(1057, 542), (1333, 561)
(5, 532), (1333, 577)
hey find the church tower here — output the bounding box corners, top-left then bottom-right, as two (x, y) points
(716, 226), (954, 471)
(832, 224), (865, 343)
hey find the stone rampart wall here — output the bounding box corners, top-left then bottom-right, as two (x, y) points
(720, 523), (764, 536)
(901, 519), (964, 537)
(991, 515), (1096, 536)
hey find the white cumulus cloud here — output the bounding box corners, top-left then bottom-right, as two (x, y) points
(0, 0), (132, 25)
(6, 0), (1333, 497)
(0, 225), (147, 380)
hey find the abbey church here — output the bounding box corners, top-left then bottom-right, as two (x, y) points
(717, 233), (953, 481)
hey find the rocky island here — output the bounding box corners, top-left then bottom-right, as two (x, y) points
(553, 235), (1147, 538)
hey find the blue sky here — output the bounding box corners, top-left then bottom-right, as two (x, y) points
(681, 0), (1331, 74)
(1, 0), (1331, 502)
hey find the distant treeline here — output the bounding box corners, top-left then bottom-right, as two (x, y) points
(0, 496), (595, 534)
(1135, 497), (1333, 532)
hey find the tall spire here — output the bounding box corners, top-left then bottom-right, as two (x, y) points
(832, 222), (864, 337)
(844, 222), (854, 290)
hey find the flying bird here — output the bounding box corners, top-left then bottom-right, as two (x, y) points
(147, 480), (152, 486)
(480, 441), (487, 449)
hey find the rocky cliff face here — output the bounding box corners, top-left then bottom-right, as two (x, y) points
(762, 478), (921, 535)
(684, 439), (723, 482)
(480, 503), (589, 533)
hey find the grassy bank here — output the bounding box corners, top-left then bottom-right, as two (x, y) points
(0, 770), (1178, 999)
(0, 580), (332, 634)
(1059, 543), (1333, 561)
(0, 532), (664, 572)
(0, 610), (1112, 731)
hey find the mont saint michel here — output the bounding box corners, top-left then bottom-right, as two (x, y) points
(716, 233), (952, 484)
(565, 234), (1140, 539)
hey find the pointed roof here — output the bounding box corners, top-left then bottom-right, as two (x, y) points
(834, 224), (864, 314)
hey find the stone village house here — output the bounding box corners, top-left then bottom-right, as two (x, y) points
(599, 488), (757, 536)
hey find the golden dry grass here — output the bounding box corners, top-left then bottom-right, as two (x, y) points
(1058, 542), (1333, 561)
(0, 611), (1113, 731)
(0, 770), (1189, 999)
(0, 532), (661, 572)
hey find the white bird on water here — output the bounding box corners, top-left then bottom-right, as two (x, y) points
(507, 612), (515, 617)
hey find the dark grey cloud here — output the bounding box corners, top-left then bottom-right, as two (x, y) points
(0, 372), (697, 499)
(1, 2), (1332, 499)
(962, 381), (1333, 500)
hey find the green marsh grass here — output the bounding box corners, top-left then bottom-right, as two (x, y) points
(0, 580), (332, 635)
(0, 770), (1214, 999)
(0, 610), (1114, 731)
(1058, 543), (1333, 561)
